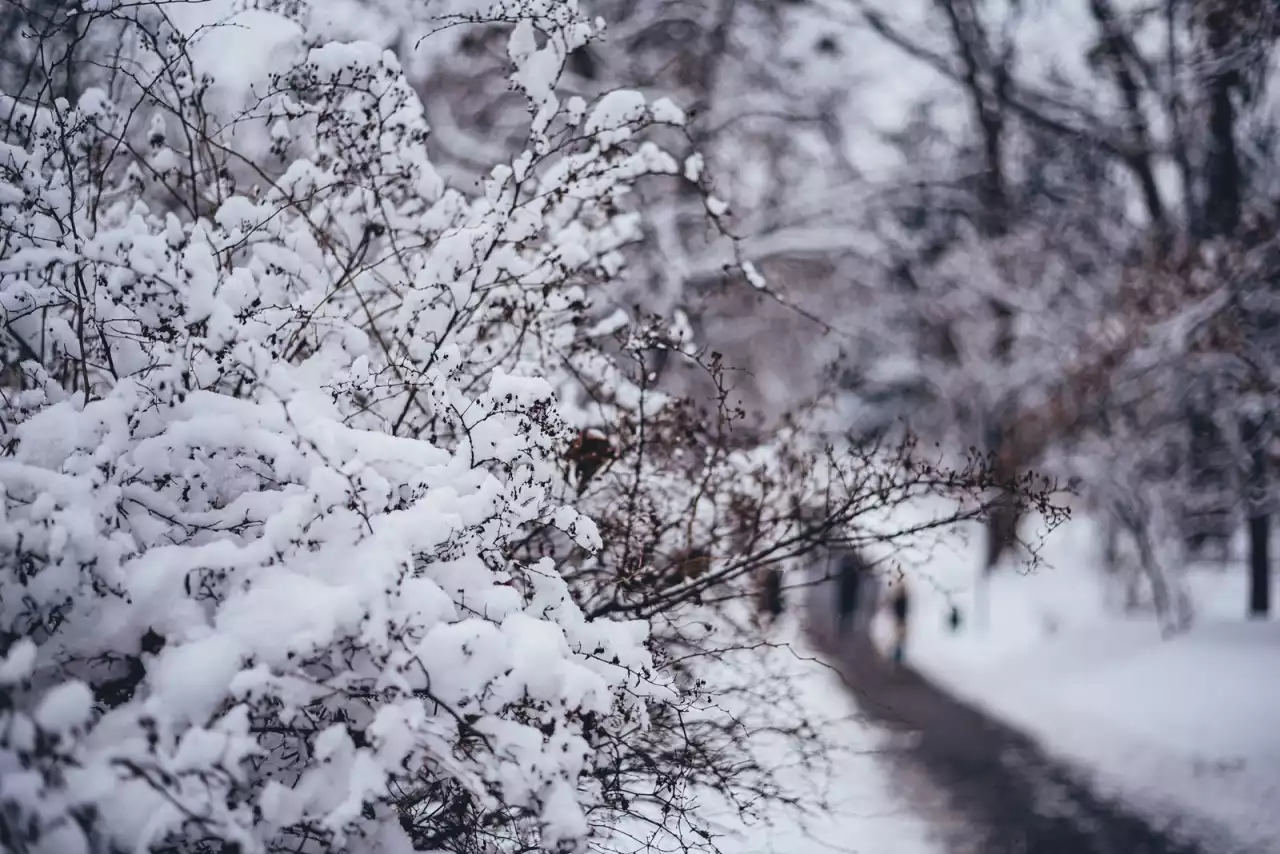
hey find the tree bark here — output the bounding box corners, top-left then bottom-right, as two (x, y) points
(1243, 416), (1272, 616)
(1199, 0), (1270, 616)
(1248, 511), (1271, 616)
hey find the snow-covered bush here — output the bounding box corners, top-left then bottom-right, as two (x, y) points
(0, 2), (704, 851)
(0, 2), (1059, 853)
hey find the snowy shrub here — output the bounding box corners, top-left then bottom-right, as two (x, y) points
(0, 2), (700, 851)
(0, 2), (1060, 853)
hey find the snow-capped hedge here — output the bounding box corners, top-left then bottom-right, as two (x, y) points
(0, 2), (693, 851)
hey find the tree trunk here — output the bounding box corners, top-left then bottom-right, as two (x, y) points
(1248, 512), (1270, 616)
(983, 414), (1020, 572)
(1131, 518), (1180, 635)
(1243, 417), (1272, 617)
(1199, 2), (1269, 617)
(930, 1), (1022, 574)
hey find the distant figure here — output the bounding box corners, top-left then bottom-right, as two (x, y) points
(947, 604), (963, 634)
(886, 578), (911, 664)
(835, 553), (865, 639)
(757, 567), (785, 626)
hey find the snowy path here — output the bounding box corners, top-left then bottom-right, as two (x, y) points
(809, 622), (1244, 854)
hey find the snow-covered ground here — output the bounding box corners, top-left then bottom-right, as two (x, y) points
(696, 615), (944, 854)
(895, 513), (1280, 852)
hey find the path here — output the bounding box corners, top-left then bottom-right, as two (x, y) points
(807, 608), (1246, 853)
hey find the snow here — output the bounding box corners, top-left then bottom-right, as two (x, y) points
(174, 4), (305, 128)
(899, 509), (1280, 852)
(0, 637), (37, 683)
(149, 635), (246, 725)
(742, 261), (767, 290)
(33, 680), (94, 734)
(684, 153), (705, 182)
(682, 616), (944, 854)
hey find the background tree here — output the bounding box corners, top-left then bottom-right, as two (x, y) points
(850, 0), (1280, 621)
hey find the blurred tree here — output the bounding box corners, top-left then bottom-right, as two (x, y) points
(855, 0), (1280, 620)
